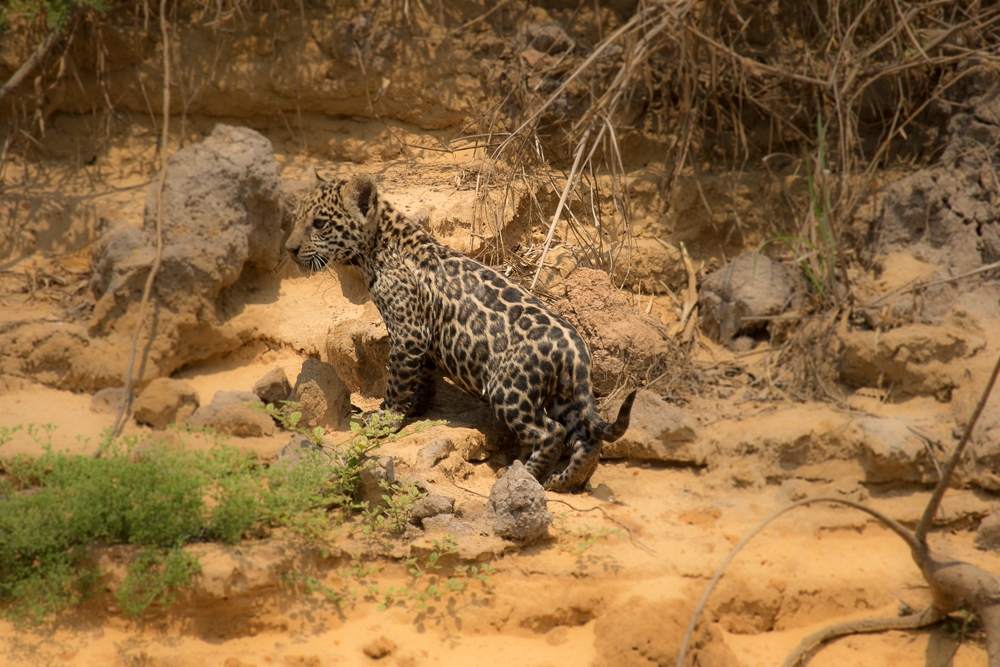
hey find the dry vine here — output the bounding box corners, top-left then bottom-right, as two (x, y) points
(676, 350), (1000, 666)
(107, 0), (171, 443)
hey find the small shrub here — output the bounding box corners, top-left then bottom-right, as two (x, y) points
(0, 411), (447, 624)
(0, 426), (333, 622)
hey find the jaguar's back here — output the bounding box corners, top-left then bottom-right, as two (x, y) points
(286, 173), (635, 491)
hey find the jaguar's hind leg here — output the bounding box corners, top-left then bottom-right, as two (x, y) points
(490, 388), (566, 483)
(544, 397), (600, 492)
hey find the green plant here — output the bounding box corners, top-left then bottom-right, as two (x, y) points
(0, 424), (340, 623)
(553, 512), (623, 557)
(254, 400), (444, 509)
(757, 111), (842, 302)
(286, 551), (382, 608)
(361, 478), (425, 536)
(1, 0), (108, 30)
(374, 536), (497, 614)
(1, 406), (449, 624)
(256, 400), (326, 446)
(115, 548), (201, 619)
(803, 110), (839, 298)
(945, 608), (979, 643)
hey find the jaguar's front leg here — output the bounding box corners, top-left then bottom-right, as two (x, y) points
(365, 332), (434, 431)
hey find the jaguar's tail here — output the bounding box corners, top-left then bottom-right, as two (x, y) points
(578, 388), (637, 442)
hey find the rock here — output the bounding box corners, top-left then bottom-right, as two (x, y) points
(854, 89), (1000, 274)
(188, 390), (275, 437)
(325, 318), (390, 398)
(857, 417), (932, 483)
(454, 499), (484, 520)
(591, 483), (619, 504)
(356, 456), (396, 507)
(970, 430), (1000, 492)
(132, 378), (200, 429)
(975, 510), (1000, 551)
(276, 436), (326, 466)
(421, 514), (477, 535)
(537, 239), (685, 298)
(83, 125), (286, 388)
(600, 390), (699, 463)
(253, 367), (291, 406)
(699, 252), (800, 346)
(0, 322), (109, 391)
(520, 22), (574, 53)
(608, 237), (685, 295)
(485, 461), (553, 542)
(551, 268), (673, 395)
(416, 437), (455, 470)
(90, 386), (128, 414)
(410, 495), (455, 521)
(840, 323), (984, 400)
(290, 359), (350, 430)
(691, 624), (745, 667)
(593, 596), (694, 667)
(361, 635), (396, 659)
(449, 428), (496, 462)
(2, 126), (287, 393)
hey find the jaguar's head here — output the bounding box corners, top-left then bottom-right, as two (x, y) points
(285, 173), (379, 272)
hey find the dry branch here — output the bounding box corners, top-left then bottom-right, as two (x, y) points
(0, 7), (82, 105)
(676, 350), (1000, 667)
(107, 0), (171, 443)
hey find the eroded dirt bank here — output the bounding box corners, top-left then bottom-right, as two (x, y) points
(2, 1), (1000, 665)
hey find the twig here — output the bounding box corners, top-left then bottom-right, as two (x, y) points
(107, 0), (171, 444)
(686, 24), (827, 87)
(673, 243), (698, 342)
(865, 259), (1000, 308)
(675, 496), (921, 667)
(546, 497), (657, 555)
(916, 350), (1000, 546)
(448, 477), (655, 554)
(528, 118), (597, 291)
(443, 0), (510, 39)
(0, 7), (82, 105)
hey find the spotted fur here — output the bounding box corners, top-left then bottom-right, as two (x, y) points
(285, 173), (636, 491)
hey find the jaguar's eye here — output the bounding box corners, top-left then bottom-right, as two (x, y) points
(312, 217), (325, 230)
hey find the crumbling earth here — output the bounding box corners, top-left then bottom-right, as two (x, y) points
(1, 3), (999, 666)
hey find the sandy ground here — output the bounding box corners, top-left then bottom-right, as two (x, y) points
(1, 29), (997, 665)
(0, 330), (995, 666)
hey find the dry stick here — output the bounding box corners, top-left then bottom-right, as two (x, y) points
(675, 496), (923, 667)
(865, 259), (1000, 307)
(493, 9), (666, 281)
(545, 496), (656, 555)
(917, 350), (1000, 546)
(686, 24), (825, 87)
(491, 6), (661, 159)
(442, 0), (510, 39)
(446, 477), (655, 554)
(108, 0), (171, 442)
(677, 351), (1000, 667)
(0, 7), (81, 105)
(528, 118), (597, 291)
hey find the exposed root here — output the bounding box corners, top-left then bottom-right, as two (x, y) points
(782, 606), (948, 667)
(676, 351), (1000, 667)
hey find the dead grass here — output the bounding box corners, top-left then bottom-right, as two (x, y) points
(457, 0), (1000, 311)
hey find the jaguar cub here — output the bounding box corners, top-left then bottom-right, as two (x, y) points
(285, 173), (636, 492)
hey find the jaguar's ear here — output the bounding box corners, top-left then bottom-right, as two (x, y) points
(307, 167), (327, 187)
(346, 173), (378, 220)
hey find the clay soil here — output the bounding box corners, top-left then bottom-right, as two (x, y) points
(2, 2), (999, 666)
